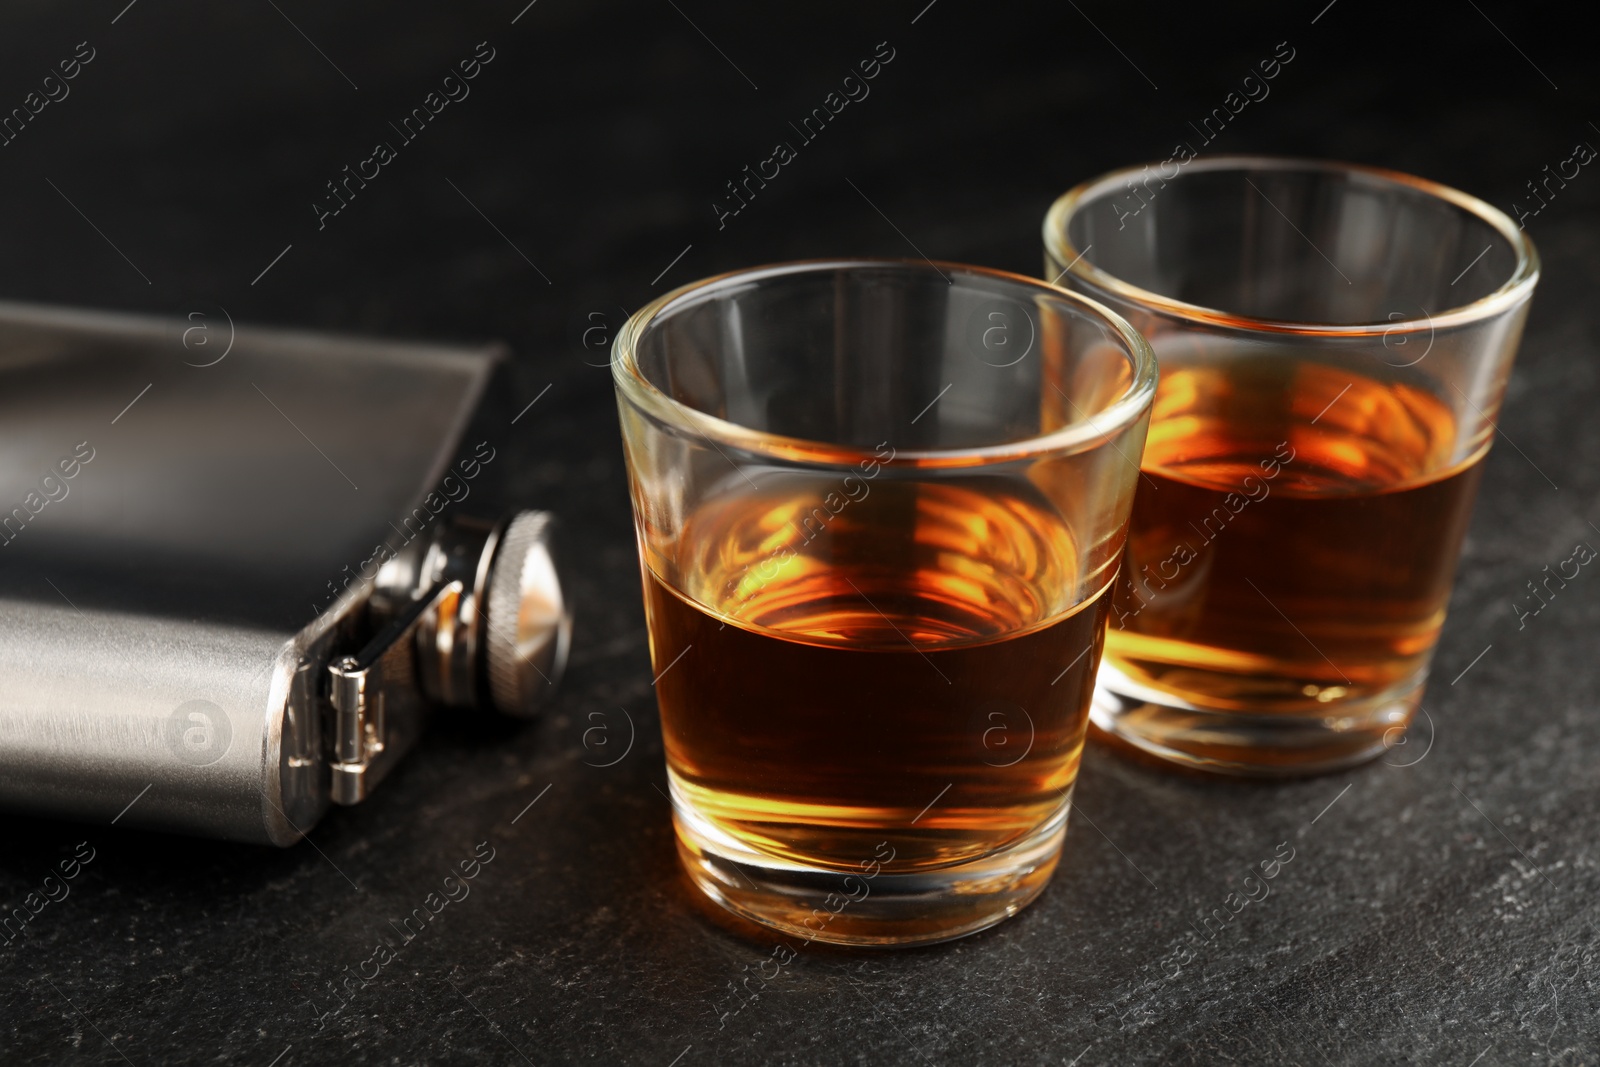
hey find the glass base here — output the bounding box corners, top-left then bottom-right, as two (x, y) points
(673, 786), (1068, 947)
(1091, 672), (1419, 777)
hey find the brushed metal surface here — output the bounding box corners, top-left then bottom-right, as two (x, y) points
(0, 300), (497, 629)
(0, 601), (313, 845)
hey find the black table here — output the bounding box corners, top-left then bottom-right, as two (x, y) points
(3, 3), (1596, 1063)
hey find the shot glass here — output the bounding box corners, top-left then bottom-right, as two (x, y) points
(1044, 156), (1539, 776)
(612, 260), (1155, 945)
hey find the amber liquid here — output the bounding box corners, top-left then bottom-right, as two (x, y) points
(644, 478), (1109, 874)
(1103, 358), (1484, 714)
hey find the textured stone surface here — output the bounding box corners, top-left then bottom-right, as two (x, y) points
(1, 3), (1596, 1064)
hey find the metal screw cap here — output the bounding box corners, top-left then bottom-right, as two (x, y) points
(482, 510), (570, 717)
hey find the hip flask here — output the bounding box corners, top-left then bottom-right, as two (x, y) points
(0, 302), (569, 845)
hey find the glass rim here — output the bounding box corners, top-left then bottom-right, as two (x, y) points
(611, 257), (1158, 470)
(1043, 154), (1541, 336)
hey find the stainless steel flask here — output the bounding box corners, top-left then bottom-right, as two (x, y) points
(0, 302), (569, 845)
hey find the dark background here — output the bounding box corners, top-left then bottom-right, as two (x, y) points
(2, 1), (1598, 1064)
